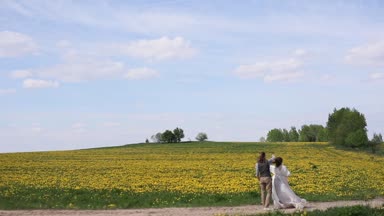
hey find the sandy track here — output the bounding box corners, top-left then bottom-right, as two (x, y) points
(0, 198), (383, 216)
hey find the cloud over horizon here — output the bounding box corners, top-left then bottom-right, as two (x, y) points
(233, 50), (306, 82)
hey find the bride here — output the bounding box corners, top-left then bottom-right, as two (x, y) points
(270, 157), (307, 210)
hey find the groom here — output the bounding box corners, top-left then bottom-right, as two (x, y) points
(255, 152), (274, 210)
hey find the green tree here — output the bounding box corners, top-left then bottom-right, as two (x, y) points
(161, 130), (176, 143)
(173, 127), (185, 143)
(327, 107), (368, 147)
(267, 128), (284, 142)
(317, 127), (328, 142)
(370, 133), (383, 153)
(299, 125), (315, 142)
(345, 129), (368, 147)
(196, 132), (208, 141)
(288, 127), (299, 142)
(151, 132), (162, 143)
(282, 129), (290, 142)
(371, 133), (383, 143)
(299, 124), (327, 142)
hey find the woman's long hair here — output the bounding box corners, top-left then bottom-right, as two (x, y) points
(275, 157), (283, 168)
(258, 152), (266, 163)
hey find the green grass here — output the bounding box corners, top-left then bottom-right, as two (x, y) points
(0, 187), (259, 209)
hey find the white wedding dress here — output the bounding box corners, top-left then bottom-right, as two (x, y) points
(270, 165), (307, 210)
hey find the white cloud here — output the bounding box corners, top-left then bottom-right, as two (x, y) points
(0, 31), (38, 57)
(10, 70), (33, 79)
(0, 88), (16, 95)
(17, 41), (164, 83)
(234, 58), (304, 82)
(264, 72), (303, 82)
(22, 79), (60, 89)
(234, 63), (269, 79)
(115, 37), (197, 61)
(124, 67), (159, 80)
(36, 59), (125, 82)
(17, 42), (128, 82)
(345, 41), (384, 66)
(369, 72), (384, 81)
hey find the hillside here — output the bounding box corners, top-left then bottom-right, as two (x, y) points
(0, 141), (383, 209)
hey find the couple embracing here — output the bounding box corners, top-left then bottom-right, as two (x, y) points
(255, 152), (307, 210)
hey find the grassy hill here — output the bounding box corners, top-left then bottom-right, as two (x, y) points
(0, 141), (383, 209)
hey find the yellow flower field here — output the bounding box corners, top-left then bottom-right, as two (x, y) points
(0, 142), (383, 209)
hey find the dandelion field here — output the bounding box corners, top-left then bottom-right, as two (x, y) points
(0, 142), (383, 209)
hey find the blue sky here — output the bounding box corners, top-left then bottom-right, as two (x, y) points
(1, 0), (383, 152)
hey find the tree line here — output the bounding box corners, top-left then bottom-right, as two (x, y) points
(265, 124), (328, 142)
(265, 107), (383, 152)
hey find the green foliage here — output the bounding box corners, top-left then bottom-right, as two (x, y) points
(282, 129), (290, 142)
(267, 128), (284, 142)
(317, 127), (328, 142)
(161, 130), (176, 143)
(299, 124), (328, 142)
(195, 132), (208, 141)
(369, 133), (383, 153)
(266, 126), (327, 142)
(288, 127), (299, 142)
(345, 129), (369, 147)
(327, 107), (368, 147)
(152, 128), (185, 143)
(173, 127), (185, 142)
(371, 133), (383, 144)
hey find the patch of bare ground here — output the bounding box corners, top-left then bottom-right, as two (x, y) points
(0, 198), (383, 216)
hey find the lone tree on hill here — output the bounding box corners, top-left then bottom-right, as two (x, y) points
(327, 107), (368, 147)
(196, 132), (208, 141)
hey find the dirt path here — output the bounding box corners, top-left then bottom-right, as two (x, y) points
(0, 198), (383, 216)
